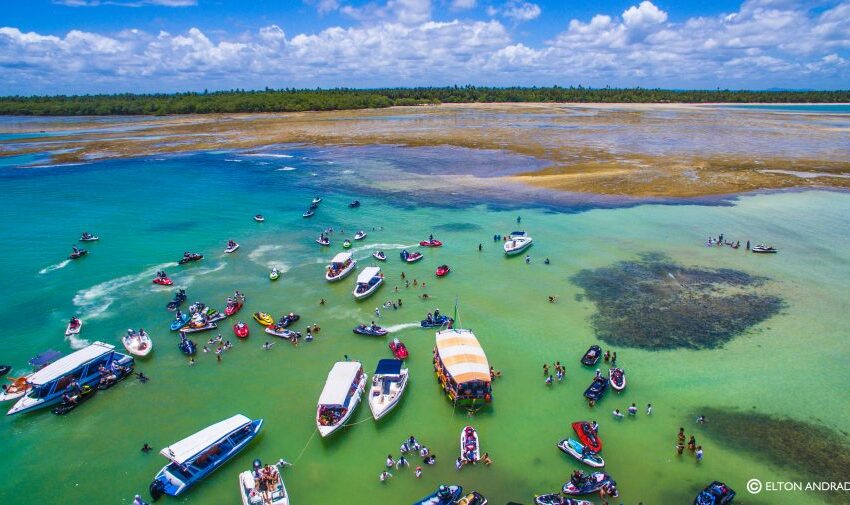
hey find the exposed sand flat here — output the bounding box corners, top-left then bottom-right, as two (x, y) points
(2, 103), (848, 198)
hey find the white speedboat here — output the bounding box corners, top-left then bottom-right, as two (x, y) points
(239, 459), (289, 505)
(224, 241), (240, 253)
(122, 330), (153, 357)
(316, 361), (366, 437)
(368, 359), (408, 420)
(352, 266), (383, 299)
(504, 231), (533, 255)
(353, 230), (367, 240)
(65, 317), (82, 336)
(325, 252), (356, 282)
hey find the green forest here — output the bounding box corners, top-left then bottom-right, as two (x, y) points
(0, 87), (847, 116)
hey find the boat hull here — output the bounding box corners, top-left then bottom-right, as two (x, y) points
(325, 261), (356, 282)
(352, 278), (383, 299)
(504, 238), (533, 255)
(316, 375), (366, 437)
(368, 370), (408, 420)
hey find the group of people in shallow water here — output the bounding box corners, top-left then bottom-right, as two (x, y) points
(706, 232), (755, 250)
(378, 435), (445, 483)
(676, 424), (705, 462)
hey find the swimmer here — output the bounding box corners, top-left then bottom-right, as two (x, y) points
(628, 403), (637, 416)
(482, 452), (492, 465)
(455, 457), (464, 471)
(415, 466), (422, 478)
(545, 375), (553, 385)
(386, 454), (395, 468)
(379, 470), (392, 482)
(613, 409), (624, 419)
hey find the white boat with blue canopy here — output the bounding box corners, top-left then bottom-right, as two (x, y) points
(368, 359), (409, 420)
(7, 342), (133, 416)
(316, 361), (366, 437)
(149, 414), (263, 500)
(504, 231), (533, 255)
(352, 266), (383, 299)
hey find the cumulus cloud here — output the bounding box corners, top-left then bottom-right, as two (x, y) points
(1, 0), (849, 93)
(489, 1), (541, 22)
(450, 0), (477, 9)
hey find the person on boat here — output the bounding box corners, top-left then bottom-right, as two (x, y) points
(429, 234), (434, 242)
(571, 470), (584, 486)
(613, 409), (624, 419)
(590, 420), (599, 432)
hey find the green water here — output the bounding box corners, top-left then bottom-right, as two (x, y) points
(0, 145), (848, 505)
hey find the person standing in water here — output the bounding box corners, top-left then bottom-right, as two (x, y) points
(517, 216), (521, 224)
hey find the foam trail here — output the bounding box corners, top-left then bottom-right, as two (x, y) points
(247, 245), (291, 271)
(39, 259), (70, 275)
(349, 242), (419, 256)
(383, 322), (421, 333)
(276, 166), (297, 171)
(65, 334), (91, 350)
(177, 262), (228, 287)
(244, 153), (293, 158)
(72, 261), (178, 319)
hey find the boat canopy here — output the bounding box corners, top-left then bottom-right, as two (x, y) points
(27, 342), (114, 386)
(330, 252), (352, 264)
(356, 267), (381, 283)
(435, 329), (490, 384)
(375, 359), (403, 376)
(28, 350), (62, 369)
(160, 414), (252, 465)
(318, 361), (362, 407)
(509, 231), (526, 237)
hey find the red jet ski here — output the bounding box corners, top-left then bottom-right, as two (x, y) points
(436, 265), (451, 277)
(572, 421), (602, 453)
(389, 338), (409, 359)
(153, 277), (172, 286)
(233, 322), (249, 339)
(224, 293), (245, 316)
(420, 239), (442, 247)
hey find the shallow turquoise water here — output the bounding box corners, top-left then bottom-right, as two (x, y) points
(0, 141), (848, 504)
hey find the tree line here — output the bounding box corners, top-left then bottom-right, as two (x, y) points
(0, 86), (847, 116)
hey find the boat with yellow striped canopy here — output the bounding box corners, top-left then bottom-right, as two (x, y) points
(433, 328), (492, 405)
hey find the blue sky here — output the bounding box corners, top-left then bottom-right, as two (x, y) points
(0, 0), (848, 94)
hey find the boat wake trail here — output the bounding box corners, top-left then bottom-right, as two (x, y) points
(72, 262), (178, 319)
(176, 262), (228, 287)
(65, 333), (91, 350)
(350, 243), (419, 257)
(244, 153), (293, 159)
(383, 322), (421, 333)
(248, 245), (292, 270)
(39, 259), (70, 275)
(276, 166), (297, 171)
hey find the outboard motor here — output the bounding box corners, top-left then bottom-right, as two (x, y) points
(149, 479), (164, 501)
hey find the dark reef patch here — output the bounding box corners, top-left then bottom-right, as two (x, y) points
(696, 408), (850, 504)
(432, 222), (483, 232)
(571, 252), (784, 349)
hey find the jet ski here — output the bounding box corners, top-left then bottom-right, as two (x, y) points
(52, 385), (97, 415)
(253, 312), (275, 326)
(580, 345), (602, 366)
(224, 294), (244, 316)
(752, 244), (777, 254)
(436, 265), (450, 277)
(353, 230), (367, 240)
(166, 289), (187, 311)
(169, 313), (190, 331)
(400, 250), (423, 263)
(372, 251), (386, 261)
(233, 322), (249, 339)
(562, 472), (615, 496)
(264, 326), (301, 340)
(254, 214), (265, 222)
(277, 313), (300, 328)
(79, 232), (99, 242)
(694, 481), (736, 505)
(69, 247), (88, 260)
(558, 438), (605, 468)
(571, 421), (602, 453)
(178, 336), (197, 355)
(455, 491), (487, 505)
(65, 317), (82, 336)
(353, 324), (388, 336)
(420, 239), (442, 247)
(414, 485), (463, 505)
(97, 363), (134, 390)
(302, 209), (315, 218)
(389, 338), (409, 359)
(224, 240), (240, 253)
(152, 271), (173, 285)
(348, 200), (360, 208)
(178, 252), (203, 265)
(583, 376), (608, 401)
(316, 235), (330, 246)
(421, 314), (453, 328)
(534, 495), (593, 505)
(609, 367), (626, 391)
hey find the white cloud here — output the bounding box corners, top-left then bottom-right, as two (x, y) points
(304, 0), (341, 15)
(489, 1), (541, 22)
(55, 0), (197, 6)
(451, 0), (477, 9)
(1, 0), (849, 93)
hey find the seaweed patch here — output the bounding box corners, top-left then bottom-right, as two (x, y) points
(571, 252), (784, 349)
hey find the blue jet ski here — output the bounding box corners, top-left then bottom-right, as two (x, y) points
(414, 485), (463, 505)
(169, 313), (190, 331)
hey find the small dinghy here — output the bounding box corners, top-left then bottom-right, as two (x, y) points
(455, 492), (487, 505)
(269, 268), (280, 281)
(178, 336), (196, 355)
(69, 247), (87, 259)
(372, 251), (386, 261)
(316, 361), (366, 437)
(253, 312), (274, 326)
(348, 200), (360, 208)
(122, 329), (153, 357)
(368, 358), (409, 420)
(264, 326), (301, 341)
(170, 313), (190, 331)
(233, 322), (249, 339)
(51, 385), (96, 415)
(460, 426), (481, 463)
(695, 481), (736, 505)
(608, 367), (626, 391)
(353, 324), (388, 336)
(65, 317), (82, 336)
(353, 230), (367, 240)
(326, 252), (357, 281)
(562, 472), (616, 496)
(580, 345), (602, 366)
(420, 238), (442, 247)
(224, 240), (240, 253)
(352, 266), (383, 300)
(388, 338), (409, 359)
(79, 232), (99, 242)
(436, 264), (450, 277)
(400, 249), (423, 263)
(254, 214), (265, 222)
(178, 252), (203, 265)
(316, 235), (330, 246)
(504, 231), (533, 255)
(239, 459), (289, 505)
(752, 244), (777, 254)
(572, 421), (602, 453)
(414, 485), (463, 505)
(583, 376), (608, 401)
(558, 438), (605, 468)
(534, 494), (593, 505)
